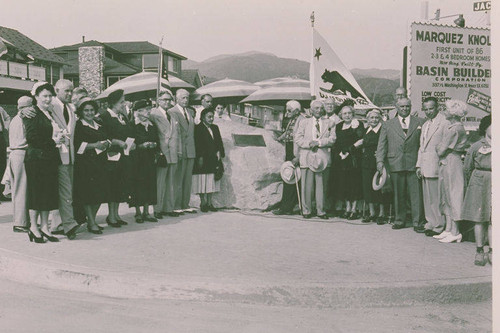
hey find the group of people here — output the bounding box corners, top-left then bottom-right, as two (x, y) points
(274, 91), (491, 266)
(7, 80), (225, 243)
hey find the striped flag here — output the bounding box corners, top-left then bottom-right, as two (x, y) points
(310, 29), (375, 109)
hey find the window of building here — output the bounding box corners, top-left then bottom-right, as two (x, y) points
(142, 54), (159, 70)
(106, 76), (127, 88)
(168, 57), (181, 73)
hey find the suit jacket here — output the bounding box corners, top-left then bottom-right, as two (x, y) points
(375, 116), (425, 172)
(294, 116), (336, 168)
(150, 107), (181, 164)
(416, 112), (450, 177)
(50, 97), (77, 164)
(168, 104), (195, 159)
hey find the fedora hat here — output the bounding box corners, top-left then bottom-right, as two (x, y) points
(306, 149), (328, 173)
(372, 166), (388, 191)
(280, 161), (301, 185)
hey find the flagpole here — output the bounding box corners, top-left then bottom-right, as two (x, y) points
(156, 35), (164, 101)
(310, 11), (315, 99)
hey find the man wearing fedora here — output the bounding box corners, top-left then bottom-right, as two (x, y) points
(295, 100), (336, 219)
(416, 97), (449, 236)
(273, 100), (302, 215)
(376, 98), (425, 231)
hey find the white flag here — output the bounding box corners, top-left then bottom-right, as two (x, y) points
(310, 29), (375, 109)
(0, 38), (8, 58)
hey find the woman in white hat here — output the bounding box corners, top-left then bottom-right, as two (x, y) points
(434, 99), (468, 243)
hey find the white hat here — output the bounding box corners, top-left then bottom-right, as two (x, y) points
(372, 167), (388, 191)
(30, 81), (48, 96)
(280, 161), (301, 184)
(306, 149), (329, 173)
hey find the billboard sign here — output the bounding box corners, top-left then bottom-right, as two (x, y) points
(408, 22), (490, 119)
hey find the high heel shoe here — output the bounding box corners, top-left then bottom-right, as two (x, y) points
(439, 233), (462, 243)
(41, 230), (59, 242)
(28, 230), (46, 244)
(106, 216), (121, 228)
(87, 225), (103, 235)
(433, 231), (451, 239)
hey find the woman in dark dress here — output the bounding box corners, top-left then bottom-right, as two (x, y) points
(100, 89), (136, 228)
(192, 108), (225, 212)
(329, 104), (365, 220)
(360, 109), (391, 224)
(73, 98), (111, 234)
(128, 100), (158, 223)
(23, 83), (62, 243)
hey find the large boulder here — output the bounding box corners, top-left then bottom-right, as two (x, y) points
(191, 117), (285, 210)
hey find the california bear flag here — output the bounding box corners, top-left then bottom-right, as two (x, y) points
(310, 28), (375, 109)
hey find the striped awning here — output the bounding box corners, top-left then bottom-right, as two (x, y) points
(194, 78), (259, 100)
(241, 78), (312, 104)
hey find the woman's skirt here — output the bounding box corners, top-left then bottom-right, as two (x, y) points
(438, 153), (464, 221)
(25, 159), (59, 211)
(461, 169), (491, 223)
(192, 173), (220, 194)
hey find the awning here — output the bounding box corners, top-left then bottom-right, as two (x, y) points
(0, 76), (36, 92)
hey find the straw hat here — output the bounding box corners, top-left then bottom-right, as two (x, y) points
(306, 149), (329, 173)
(372, 166), (388, 191)
(280, 161), (301, 184)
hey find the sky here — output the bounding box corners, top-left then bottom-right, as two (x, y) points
(0, 0), (491, 70)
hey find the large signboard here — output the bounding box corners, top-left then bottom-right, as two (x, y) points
(408, 22), (490, 119)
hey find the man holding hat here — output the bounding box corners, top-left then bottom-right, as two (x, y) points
(295, 100), (336, 219)
(376, 98), (425, 231)
(8, 96), (32, 232)
(273, 100), (302, 215)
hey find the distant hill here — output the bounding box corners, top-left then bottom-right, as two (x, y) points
(185, 51), (400, 106)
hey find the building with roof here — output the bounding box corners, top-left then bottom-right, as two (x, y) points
(52, 40), (203, 91)
(0, 26), (66, 109)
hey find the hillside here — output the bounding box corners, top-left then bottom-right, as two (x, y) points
(186, 51), (400, 106)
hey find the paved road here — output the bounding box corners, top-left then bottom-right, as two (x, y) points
(0, 279), (492, 333)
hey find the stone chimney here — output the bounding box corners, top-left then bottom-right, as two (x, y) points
(78, 46), (104, 98)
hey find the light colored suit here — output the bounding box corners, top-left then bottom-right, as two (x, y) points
(49, 98), (78, 233)
(168, 104), (195, 210)
(150, 107), (181, 213)
(295, 116), (336, 216)
(376, 115), (425, 227)
(416, 112), (449, 232)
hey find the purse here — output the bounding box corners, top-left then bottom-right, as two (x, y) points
(214, 159), (224, 181)
(156, 153), (167, 167)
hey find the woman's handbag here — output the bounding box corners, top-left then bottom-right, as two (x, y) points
(214, 159), (224, 181)
(155, 153), (167, 167)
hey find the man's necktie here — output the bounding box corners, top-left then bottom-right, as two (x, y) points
(315, 119), (320, 138)
(183, 108), (189, 124)
(63, 104), (70, 125)
(402, 118), (408, 134)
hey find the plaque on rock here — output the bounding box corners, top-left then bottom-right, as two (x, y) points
(232, 134), (266, 147)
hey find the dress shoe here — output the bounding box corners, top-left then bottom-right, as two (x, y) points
(362, 215), (375, 223)
(347, 212), (359, 220)
(41, 230), (60, 242)
(135, 214), (144, 223)
(51, 228), (65, 235)
(166, 212), (180, 217)
(414, 226), (426, 233)
(303, 214), (313, 219)
(439, 233), (462, 243)
(173, 210), (185, 215)
(433, 231), (451, 239)
(272, 209), (291, 216)
(208, 205), (217, 212)
(106, 217), (121, 228)
(87, 225), (103, 235)
(13, 226), (28, 233)
(97, 224), (104, 230)
(66, 225), (80, 240)
(117, 219), (128, 226)
(474, 252), (487, 266)
(392, 224), (405, 230)
(200, 205), (209, 213)
(376, 216), (386, 225)
(184, 208), (197, 214)
(28, 230), (45, 243)
(317, 214), (328, 220)
(425, 229), (440, 237)
(143, 215), (158, 222)
(154, 212), (163, 219)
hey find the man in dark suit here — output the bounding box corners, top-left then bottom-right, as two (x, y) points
(376, 98), (425, 231)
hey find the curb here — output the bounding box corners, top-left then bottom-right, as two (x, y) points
(0, 249), (491, 308)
